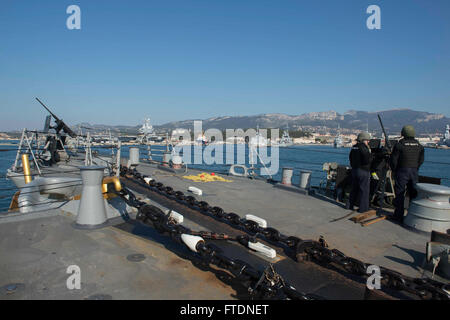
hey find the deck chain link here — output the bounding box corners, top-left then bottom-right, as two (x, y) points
(115, 180), (318, 300)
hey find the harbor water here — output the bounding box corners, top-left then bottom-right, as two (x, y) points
(1, 141), (449, 211)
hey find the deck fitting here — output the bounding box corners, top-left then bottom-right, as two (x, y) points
(127, 253), (146, 262)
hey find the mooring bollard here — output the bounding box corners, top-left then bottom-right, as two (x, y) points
(128, 147), (140, 166)
(404, 183), (450, 233)
(75, 166), (108, 229)
(299, 170), (312, 190)
(281, 167), (293, 185)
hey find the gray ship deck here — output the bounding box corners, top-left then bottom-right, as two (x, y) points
(1, 159), (446, 300)
(0, 211), (237, 299)
(130, 161), (433, 280)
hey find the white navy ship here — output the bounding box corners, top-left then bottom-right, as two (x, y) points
(139, 118), (154, 136)
(333, 124), (344, 148)
(278, 125), (293, 147)
(138, 118), (163, 143)
(440, 124), (450, 147)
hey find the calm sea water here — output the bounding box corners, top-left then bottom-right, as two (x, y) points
(1, 141), (449, 211)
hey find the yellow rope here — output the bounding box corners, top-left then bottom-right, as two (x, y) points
(182, 172), (233, 183)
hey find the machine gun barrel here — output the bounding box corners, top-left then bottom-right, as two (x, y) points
(377, 114), (391, 151)
(35, 97), (77, 138)
(375, 114), (394, 212)
(35, 97), (60, 121)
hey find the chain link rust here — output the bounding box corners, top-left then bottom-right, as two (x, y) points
(119, 166), (449, 300)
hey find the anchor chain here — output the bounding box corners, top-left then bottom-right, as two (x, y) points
(119, 166), (449, 300)
(116, 185), (320, 300)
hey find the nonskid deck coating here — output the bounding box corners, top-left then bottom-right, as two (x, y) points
(0, 214), (237, 299)
(0, 204), (378, 300)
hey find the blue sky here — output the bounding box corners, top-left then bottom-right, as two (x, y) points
(0, 0), (449, 131)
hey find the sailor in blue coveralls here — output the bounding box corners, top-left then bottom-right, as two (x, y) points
(346, 132), (372, 213)
(390, 125), (424, 223)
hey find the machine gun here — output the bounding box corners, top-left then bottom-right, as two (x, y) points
(374, 114), (394, 211)
(35, 97), (77, 138)
(378, 114), (392, 153)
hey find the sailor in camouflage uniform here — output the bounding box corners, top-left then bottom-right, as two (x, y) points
(390, 125), (424, 222)
(346, 132), (372, 213)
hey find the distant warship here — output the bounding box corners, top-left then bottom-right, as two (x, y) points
(278, 125), (293, 147)
(333, 124), (344, 148)
(439, 124), (450, 147)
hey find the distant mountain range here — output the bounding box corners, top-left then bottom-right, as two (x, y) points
(73, 108), (449, 136)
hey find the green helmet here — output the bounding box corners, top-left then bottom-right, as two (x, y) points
(357, 132), (371, 142)
(401, 125), (415, 138)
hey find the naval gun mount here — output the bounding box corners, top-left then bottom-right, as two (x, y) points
(320, 138), (439, 209)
